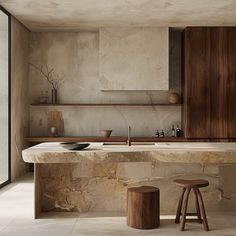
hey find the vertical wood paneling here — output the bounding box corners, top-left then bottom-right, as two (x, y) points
(184, 27), (211, 138)
(225, 28), (236, 138)
(183, 27), (236, 138)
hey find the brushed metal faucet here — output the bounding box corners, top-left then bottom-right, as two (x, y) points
(127, 125), (131, 146)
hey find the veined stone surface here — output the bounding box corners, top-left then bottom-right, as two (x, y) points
(22, 142), (236, 164)
(37, 162), (236, 213)
(24, 142), (236, 213)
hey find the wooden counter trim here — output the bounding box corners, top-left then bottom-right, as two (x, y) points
(25, 136), (236, 143)
(30, 103), (182, 107)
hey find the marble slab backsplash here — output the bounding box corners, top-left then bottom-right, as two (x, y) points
(30, 106), (181, 137)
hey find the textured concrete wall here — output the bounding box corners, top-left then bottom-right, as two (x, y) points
(29, 29), (182, 137)
(11, 17), (30, 180)
(99, 27), (169, 90)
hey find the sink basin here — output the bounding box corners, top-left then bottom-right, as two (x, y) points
(131, 142), (155, 145)
(103, 142), (155, 146)
(103, 142), (126, 145)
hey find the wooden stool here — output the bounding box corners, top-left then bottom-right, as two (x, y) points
(127, 186), (160, 229)
(174, 179), (210, 231)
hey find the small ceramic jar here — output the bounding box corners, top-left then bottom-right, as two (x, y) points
(168, 93), (179, 104)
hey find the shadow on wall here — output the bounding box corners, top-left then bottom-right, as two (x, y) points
(169, 28), (182, 94)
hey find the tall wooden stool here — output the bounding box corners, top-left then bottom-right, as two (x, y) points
(127, 186), (160, 229)
(174, 179), (209, 231)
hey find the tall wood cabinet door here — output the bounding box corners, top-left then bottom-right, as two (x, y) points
(225, 28), (236, 138)
(208, 28), (228, 138)
(184, 27), (212, 138)
(184, 27), (236, 138)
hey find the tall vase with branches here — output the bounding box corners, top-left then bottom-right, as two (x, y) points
(30, 63), (64, 104)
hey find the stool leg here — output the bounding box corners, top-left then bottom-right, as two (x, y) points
(175, 187), (186, 224)
(193, 188), (201, 222)
(196, 188), (209, 231)
(180, 188), (191, 231)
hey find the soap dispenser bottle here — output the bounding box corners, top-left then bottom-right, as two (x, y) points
(160, 129), (165, 137)
(176, 125), (182, 137)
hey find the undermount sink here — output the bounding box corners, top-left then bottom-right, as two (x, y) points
(103, 142), (126, 145)
(103, 142), (155, 146)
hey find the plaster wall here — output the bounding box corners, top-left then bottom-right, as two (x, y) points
(29, 29), (182, 136)
(99, 27), (169, 90)
(1, 0), (236, 31)
(11, 17), (30, 180)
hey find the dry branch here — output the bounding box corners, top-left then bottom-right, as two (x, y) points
(30, 63), (64, 90)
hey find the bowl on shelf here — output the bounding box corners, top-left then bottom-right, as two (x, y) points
(60, 142), (90, 150)
(100, 130), (112, 138)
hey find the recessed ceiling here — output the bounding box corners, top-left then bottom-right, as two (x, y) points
(0, 0), (236, 31)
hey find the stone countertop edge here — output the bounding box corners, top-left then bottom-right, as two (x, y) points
(22, 142), (236, 164)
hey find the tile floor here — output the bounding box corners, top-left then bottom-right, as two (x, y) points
(0, 173), (235, 235)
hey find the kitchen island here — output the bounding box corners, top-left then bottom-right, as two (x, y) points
(22, 142), (236, 218)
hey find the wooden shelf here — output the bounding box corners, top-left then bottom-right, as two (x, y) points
(30, 103), (182, 107)
(25, 136), (236, 143)
(25, 136), (185, 143)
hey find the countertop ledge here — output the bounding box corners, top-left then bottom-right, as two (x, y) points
(22, 142), (236, 164)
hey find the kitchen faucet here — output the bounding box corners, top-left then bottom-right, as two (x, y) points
(127, 125), (131, 146)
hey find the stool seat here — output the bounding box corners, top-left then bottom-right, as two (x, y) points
(174, 179), (209, 188)
(128, 186), (158, 193)
(127, 186), (160, 229)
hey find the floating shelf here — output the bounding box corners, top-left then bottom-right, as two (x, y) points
(30, 103), (182, 107)
(25, 136), (186, 143)
(26, 136), (235, 143)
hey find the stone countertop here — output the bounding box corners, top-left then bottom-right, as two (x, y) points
(22, 142), (236, 164)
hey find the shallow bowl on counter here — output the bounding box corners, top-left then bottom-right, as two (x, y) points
(60, 142), (90, 150)
(100, 130), (112, 138)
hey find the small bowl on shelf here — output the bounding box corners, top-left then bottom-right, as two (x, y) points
(100, 130), (112, 138)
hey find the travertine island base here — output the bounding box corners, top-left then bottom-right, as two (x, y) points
(22, 142), (236, 219)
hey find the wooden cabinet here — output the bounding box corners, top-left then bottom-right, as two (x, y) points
(183, 27), (236, 138)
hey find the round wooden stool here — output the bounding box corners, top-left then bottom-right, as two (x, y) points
(127, 186), (160, 229)
(174, 179), (209, 231)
